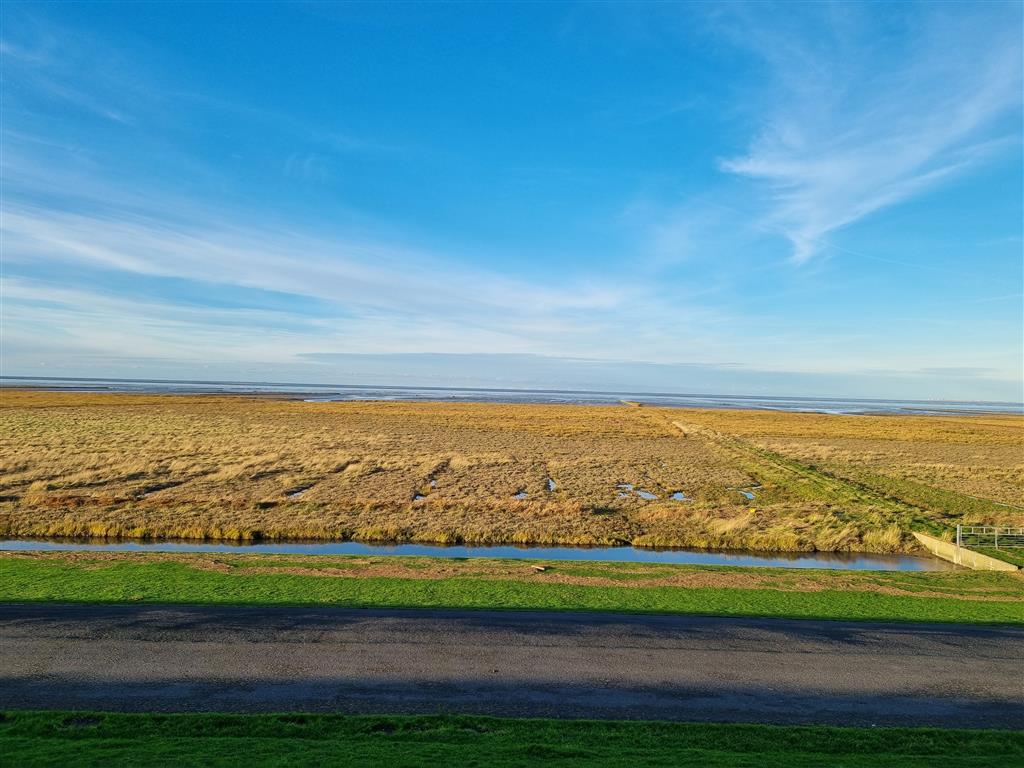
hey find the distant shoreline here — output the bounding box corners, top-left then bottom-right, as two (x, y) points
(1, 375), (1020, 416)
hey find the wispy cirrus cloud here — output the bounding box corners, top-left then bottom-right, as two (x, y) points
(1, 201), (633, 346)
(0, 15), (155, 125)
(717, 3), (1023, 263)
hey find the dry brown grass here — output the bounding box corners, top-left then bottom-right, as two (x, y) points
(1, 390), (1020, 552)
(664, 408), (1024, 523)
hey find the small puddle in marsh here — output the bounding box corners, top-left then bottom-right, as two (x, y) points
(618, 484), (690, 502)
(730, 484), (762, 501)
(0, 539), (958, 571)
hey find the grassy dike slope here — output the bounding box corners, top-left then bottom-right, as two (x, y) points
(2, 552), (1021, 624)
(3, 712), (1022, 768)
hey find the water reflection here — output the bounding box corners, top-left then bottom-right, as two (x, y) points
(0, 538), (957, 571)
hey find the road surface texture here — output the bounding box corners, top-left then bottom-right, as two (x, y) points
(1, 604), (1021, 728)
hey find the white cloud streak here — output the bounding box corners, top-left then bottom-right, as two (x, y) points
(718, 3), (1023, 263)
(1, 203), (627, 318)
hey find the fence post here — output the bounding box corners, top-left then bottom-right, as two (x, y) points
(956, 525), (962, 548)
(995, 528), (999, 550)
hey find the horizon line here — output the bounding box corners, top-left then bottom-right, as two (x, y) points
(2, 374), (1021, 408)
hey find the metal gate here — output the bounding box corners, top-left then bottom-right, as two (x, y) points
(956, 525), (1024, 549)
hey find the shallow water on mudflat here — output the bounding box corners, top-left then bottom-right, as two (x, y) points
(5, 375), (1020, 415)
(0, 539), (958, 571)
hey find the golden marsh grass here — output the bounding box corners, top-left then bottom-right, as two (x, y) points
(1, 390), (1020, 552)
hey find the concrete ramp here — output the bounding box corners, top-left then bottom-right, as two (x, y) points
(913, 532), (1019, 571)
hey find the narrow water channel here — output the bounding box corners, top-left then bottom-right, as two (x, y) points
(0, 539), (958, 571)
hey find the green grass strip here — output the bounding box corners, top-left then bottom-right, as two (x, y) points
(2, 711), (1022, 767)
(2, 556), (1021, 624)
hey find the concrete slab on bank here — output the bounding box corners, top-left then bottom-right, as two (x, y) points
(913, 532), (1020, 571)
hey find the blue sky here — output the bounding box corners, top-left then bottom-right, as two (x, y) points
(2, 1), (1022, 400)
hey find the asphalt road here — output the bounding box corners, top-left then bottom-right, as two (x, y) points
(1, 603), (1021, 728)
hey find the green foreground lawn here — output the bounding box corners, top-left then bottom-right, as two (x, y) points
(2, 553), (1021, 624)
(2, 712), (1022, 768)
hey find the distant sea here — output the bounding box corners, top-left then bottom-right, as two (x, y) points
(4, 376), (1021, 416)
